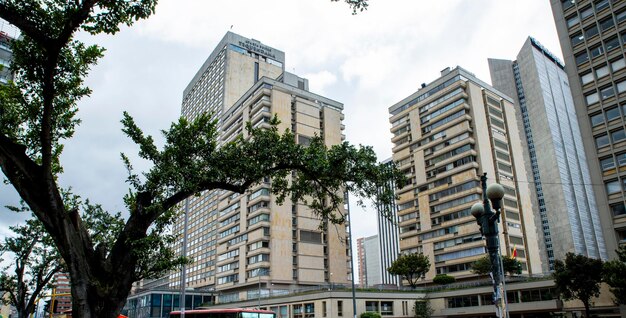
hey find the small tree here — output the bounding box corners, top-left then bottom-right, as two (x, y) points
(471, 255), (522, 276)
(553, 252), (603, 318)
(432, 274), (455, 285)
(603, 245), (626, 305)
(360, 312), (381, 318)
(0, 217), (64, 318)
(414, 299), (434, 318)
(387, 253), (430, 289)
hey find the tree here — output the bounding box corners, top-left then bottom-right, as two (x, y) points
(360, 312), (382, 318)
(413, 299), (434, 318)
(387, 253), (430, 289)
(0, 216), (64, 318)
(0, 1), (390, 317)
(603, 245), (626, 304)
(553, 252), (603, 318)
(471, 255), (522, 276)
(432, 274), (455, 285)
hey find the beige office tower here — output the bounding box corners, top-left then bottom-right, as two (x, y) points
(388, 67), (543, 283)
(171, 32), (350, 304)
(550, 0), (626, 254)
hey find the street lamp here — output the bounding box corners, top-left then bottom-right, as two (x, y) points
(471, 173), (508, 318)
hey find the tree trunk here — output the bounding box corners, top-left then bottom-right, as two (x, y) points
(583, 299), (591, 318)
(69, 268), (134, 318)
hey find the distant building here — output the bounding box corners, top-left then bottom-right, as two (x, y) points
(376, 159), (401, 286)
(0, 19), (18, 84)
(489, 37), (608, 271)
(52, 272), (72, 314)
(356, 235), (381, 287)
(169, 32), (350, 304)
(388, 66), (543, 283)
(549, 0), (626, 254)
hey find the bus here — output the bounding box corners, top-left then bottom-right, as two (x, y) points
(169, 308), (276, 318)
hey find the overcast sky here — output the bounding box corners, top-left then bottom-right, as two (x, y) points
(1, 0), (561, 276)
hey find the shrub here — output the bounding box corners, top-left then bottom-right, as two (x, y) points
(432, 274), (456, 285)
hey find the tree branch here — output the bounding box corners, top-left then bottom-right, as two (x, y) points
(0, 3), (52, 45)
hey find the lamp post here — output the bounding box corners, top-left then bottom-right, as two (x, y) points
(471, 173), (508, 318)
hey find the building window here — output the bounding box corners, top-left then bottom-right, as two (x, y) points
(590, 45), (604, 59)
(567, 15), (580, 28)
(447, 295), (480, 308)
(611, 58), (626, 71)
(606, 180), (621, 194)
(605, 36), (620, 52)
(617, 152), (626, 166)
(585, 25), (599, 39)
(600, 17), (615, 31)
(596, 64), (609, 78)
(586, 92), (599, 105)
(581, 6), (594, 19)
(365, 301), (379, 312)
(596, 0), (610, 11)
(591, 113), (604, 126)
(606, 107), (620, 121)
(562, 0), (575, 10)
(612, 129), (626, 143)
(617, 9), (626, 24)
(600, 157), (616, 171)
(380, 302), (393, 316)
(601, 86), (615, 100)
(596, 134), (610, 148)
(611, 203), (626, 216)
(337, 301), (343, 316)
(576, 51), (589, 65)
(581, 72), (595, 85)
(617, 79), (626, 93)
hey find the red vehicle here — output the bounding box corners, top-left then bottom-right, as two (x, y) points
(169, 308), (276, 318)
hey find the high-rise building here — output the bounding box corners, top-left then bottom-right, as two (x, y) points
(550, 0), (626, 253)
(171, 32), (350, 303)
(52, 272), (72, 314)
(356, 235), (381, 287)
(388, 66), (543, 282)
(488, 37), (608, 271)
(0, 19), (18, 84)
(375, 159), (400, 286)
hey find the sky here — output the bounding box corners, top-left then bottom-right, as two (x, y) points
(0, 0), (562, 277)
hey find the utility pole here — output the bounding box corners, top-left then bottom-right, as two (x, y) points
(471, 173), (508, 318)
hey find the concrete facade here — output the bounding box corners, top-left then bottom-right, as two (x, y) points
(388, 66), (543, 283)
(489, 37), (608, 271)
(171, 32), (350, 303)
(550, 0), (626, 255)
(357, 235), (381, 287)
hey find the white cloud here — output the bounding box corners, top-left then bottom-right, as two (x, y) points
(1, 0), (563, 275)
(303, 70), (338, 95)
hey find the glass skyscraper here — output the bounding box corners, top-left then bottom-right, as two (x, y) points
(489, 37), (608, 271)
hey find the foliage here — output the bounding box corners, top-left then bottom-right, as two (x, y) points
(332, 0), (368, 14)
(0, 214), (64, 318)
(387, 253), (430, 289)
(553, 252), (603, 318)
(432, 274), (455, 285)
(603, 245), (626, 305)
(471, 255), (522, 276)
(413, 299), (434, 318)
(360, 312), (382, 318)
(0, 1), (394, 317)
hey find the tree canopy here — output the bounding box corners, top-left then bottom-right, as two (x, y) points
(471, 255), (522, 276)
(553, 252), (603, 318)
(0, 215), (63, 318)
(0, 1), (392, 317)
(603, 245), (626, 305)
(387, 253), (430, 289)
